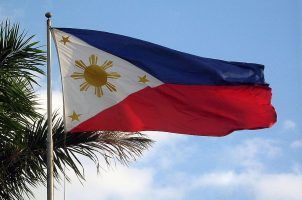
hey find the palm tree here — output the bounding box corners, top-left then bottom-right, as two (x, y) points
(0, 21), (153, 200)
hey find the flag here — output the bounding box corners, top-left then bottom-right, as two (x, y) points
(52, 28), (276, 136)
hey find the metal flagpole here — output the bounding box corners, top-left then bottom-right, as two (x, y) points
(45, 12), (54, 200)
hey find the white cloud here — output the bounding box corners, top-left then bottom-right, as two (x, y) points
(34, 167), (302, 200)
(55, 137), (285, 200)
(141, 132), (189, 169)
(292, 163), (302, 174)
(29, 130), (190, 200)
(291, 140), (302, 149)
(193, 171), (242, 187)
(32, 164), (186, 200)
(36, 90), (63, 115)
(82, 166), (185, 200)
(29, 134), (293, 200)
(282, 120), (297, 131)
(192, 138), (301, 200)
(193, 171), (302, 200)
(254, 173), (302, 200)
(229, 138), (281, 170)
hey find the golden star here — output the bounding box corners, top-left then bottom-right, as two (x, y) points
(138, 75), (149, 84)
(68, 111), (81, 121)
(60, 36), (70, 45)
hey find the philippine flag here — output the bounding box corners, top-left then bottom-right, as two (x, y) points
(52, 28), (276, 136)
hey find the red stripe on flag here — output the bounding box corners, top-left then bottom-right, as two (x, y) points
(70, 84), (276, 136)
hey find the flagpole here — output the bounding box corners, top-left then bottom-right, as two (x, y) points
(45, 12), (54, 200)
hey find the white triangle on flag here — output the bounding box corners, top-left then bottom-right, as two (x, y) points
(52, 29), (163, 132)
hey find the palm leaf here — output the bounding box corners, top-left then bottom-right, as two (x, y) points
(0, 20), (44, 140)
(0, 20), (45, 86)
(0, 114), (153, 199)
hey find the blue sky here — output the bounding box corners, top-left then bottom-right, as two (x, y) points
(2, 0), (302, 199)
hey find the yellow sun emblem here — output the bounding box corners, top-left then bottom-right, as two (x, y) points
(71, 54), (121, 97)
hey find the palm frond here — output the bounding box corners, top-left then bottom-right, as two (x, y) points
(0, 20), (45, 86)
(0, 114), (153, 199)
(0, 78), (40, 133)
(0, 20), (45, 140)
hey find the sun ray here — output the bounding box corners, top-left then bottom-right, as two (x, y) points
(107, 72), (121, 79)
(72, 55), (120, 97)
(80, 82), (90, 91)
(105, 82), (117, 92)
(95, 86), (103, 97)
(101, 60), (113, 70)
(75, 60), (87, 70)
(71, 72), (85, 79)
(89, 54), (98, 65)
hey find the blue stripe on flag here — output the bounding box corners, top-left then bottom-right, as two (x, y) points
(57, 28), (266, 85)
